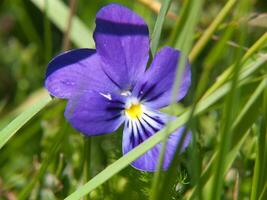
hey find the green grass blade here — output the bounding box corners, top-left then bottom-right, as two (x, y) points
(0, 93), (52, 149)
(251, 77), (267, 200)
(31, 0), (94, 48)
(259, 183), (267, 200)
(209, 1), (248, 196)
(189, 0), (237, 61)
(189, 78), (267, 200)
(203, 32), (267, 98)
(150, 0), (172, 56)
(151, 1), (203, 199)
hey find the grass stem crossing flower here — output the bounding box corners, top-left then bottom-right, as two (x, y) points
(45, 3), (191, 171)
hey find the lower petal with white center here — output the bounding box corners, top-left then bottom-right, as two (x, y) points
(122, 107), (191, 172)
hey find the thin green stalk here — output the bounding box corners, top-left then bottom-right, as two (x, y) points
(168, 0), (190, 46)
(151, 1), (203, 199)
(150, 0), (172, 56)
(189, 0), (237, 61)
(0, 94), (52, 149)
(189, 78), (267, 200)
(83, 137), (91, 200)
(210, 2), (250, 199)
(251, 77), (267, 200)
(62, 0), (78, 51)
(31, 0), (94, 48)
(203, 32), (267, 98)
(259, 183), (267, 200)
(18, 123), (67, 200)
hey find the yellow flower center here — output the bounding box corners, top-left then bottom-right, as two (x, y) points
(125, 103), (143, 119)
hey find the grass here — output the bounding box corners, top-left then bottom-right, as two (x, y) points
(0, 0), (266, 199)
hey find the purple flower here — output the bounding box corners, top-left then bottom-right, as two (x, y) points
(45, 4), (191, 171)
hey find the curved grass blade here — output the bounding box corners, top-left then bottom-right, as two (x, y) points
(150, 0), (172, 56)
(203, 32), (267, 98)
(188, 78), (267, 199)
(250, 78), (267, 200)
(150, 1), (203, 199)
(0, 93), (52, 149)
(189, 0), (237, 61)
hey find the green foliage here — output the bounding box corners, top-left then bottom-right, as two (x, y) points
(0, 0), (266, 199)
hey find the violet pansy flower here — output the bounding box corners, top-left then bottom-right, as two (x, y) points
(45, 4), (191, 171)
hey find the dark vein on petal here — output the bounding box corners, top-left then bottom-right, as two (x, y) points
(105, 114), (121, 121)
(143, 112), (165, 126)
(137, 81), (147, 98)
(145, 91), (165, 102)
(137, 117), (150, 139)
(111, 99), (125, 105)
(141, 116), (159, 133)
(140, 83), (156, 101)
(106, 106), (124, 111)
(102, 67), (123, 90)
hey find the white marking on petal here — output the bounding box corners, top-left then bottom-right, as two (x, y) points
(99, 92), (112, 100)
(121, 90), (132, 96)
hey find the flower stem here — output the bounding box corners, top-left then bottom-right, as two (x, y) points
(83, 137), (91, 200)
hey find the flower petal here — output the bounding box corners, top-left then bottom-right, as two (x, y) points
(133, 46), (191, 109)
(94, 4), (149, 90)
(45, 48), (120, 99)
(65, 91), (126, 136)
(122, 108), (191, 171)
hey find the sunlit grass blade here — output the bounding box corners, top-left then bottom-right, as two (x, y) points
(150, 0), (172, 56)
(251, 77), (267, 200)
(151, 1), (203, 199)
(189, 78), (267, 200)
(189, 0), (237, 61)
(31, 0), (94, 48)
(203, 32), (267, 98)
(0, 93), (52, 149)
(259, 183), (267, 200)
(209, 1), (249, 197)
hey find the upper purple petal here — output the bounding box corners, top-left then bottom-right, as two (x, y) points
(93, 4), (149, 90)
(132, 46), (191, 109)
(65, 91), (126, 136)
(45, 49), (120, 99)
(122, 108), (191, 171)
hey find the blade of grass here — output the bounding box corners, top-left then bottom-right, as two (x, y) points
(209, 1), (249, 197)
(189, 0), (237, 61)
(0, 93), (52, 149)
(31, 0), (94, 48)
(259, 183), (267, 200)
(150, 0), (172, 56)
(151, 1), (203, 199)
(160, 13), (236, 200)
(188, 78), (267, 200)
(64, 55), (267, 200)
(83, 137), (92, 200)
(62, 0), (78, 50)
(251, 75), (267, 200)
(203, 32), (267, 98)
